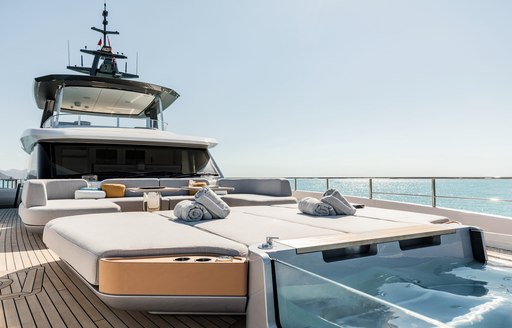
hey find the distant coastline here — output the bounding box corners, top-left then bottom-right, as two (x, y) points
(0, 169), (27, 180)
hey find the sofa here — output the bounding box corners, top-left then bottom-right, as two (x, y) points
(18, 177), (298, 232)
(19, 179), (121, 232)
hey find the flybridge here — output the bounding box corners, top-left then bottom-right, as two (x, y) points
(34, 3), (179, 129)
(67, 2), (138, 79)
(33, 75), (179, 119)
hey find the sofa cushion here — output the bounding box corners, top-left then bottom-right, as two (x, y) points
(221, 194), (297, 207)
(43, 212), (248, 285)
(21, 180), (47, 207)
(44, 179), (88, 200)
(102, 184), (126, 198)
(19, 199), (121, 227)
(218, 178), (292, 196)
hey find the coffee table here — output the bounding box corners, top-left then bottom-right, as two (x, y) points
(127, 187), (182, 212)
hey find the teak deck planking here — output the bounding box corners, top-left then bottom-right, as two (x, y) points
(0, 209), (245, 328)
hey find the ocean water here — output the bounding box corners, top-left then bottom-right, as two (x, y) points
(276, 257), (512, 327)
(337, 257), (512, 327)
(290, 178), (512, 218)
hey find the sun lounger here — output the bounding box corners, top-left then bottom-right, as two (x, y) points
(43, 212), (248, 285)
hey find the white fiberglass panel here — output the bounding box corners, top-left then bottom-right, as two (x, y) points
(61, 87), (155, 116)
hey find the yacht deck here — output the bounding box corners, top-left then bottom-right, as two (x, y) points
(0, 208), (245, 328)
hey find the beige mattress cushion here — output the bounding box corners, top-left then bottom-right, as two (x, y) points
(271, 204), (450, 224)
(159, 210), (341, 246)
(43, 212), (248, 285)
(354, 207), (450, 224)
(228, 206), (417, 234)
(19, 199), (121, 227)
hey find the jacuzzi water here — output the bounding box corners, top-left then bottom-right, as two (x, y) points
(335, 257), (512, 327)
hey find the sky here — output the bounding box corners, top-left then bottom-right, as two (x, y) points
(0, 0), (511, 177)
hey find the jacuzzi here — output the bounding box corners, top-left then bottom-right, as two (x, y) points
(246, 224), (512, 327)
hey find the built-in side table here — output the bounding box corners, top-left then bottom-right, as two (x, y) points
(127, 187), (181, 212)
(181, 186), (235, 195)
(98, 255), (247, 296)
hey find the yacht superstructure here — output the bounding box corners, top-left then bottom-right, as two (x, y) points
(21, 6), (220, 181)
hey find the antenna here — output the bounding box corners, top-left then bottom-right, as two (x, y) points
(125, 62), (127, 73)
(67, 40), (70, 66)
(81, 55), (83, 66)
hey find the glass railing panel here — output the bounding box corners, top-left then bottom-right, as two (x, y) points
(373, 193), (432, 206)
(273, 260), (443, 328)
(295, 178), (326, 192)
(328, 178), (369, 197)
(43, 114), (168, 130)
(436, 179), (512, 217)
(372, 178), (431, 206)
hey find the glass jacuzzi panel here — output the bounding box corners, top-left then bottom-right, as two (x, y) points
(273, 260), (443, 328)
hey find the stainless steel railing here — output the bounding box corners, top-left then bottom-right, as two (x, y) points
(287, 176), (512, 208)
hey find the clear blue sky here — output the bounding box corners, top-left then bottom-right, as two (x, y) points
(1, 0), (511, 177)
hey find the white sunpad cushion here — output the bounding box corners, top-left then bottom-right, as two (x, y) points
(167, 211), (341, 246)
(229, 206), (423, 234)
(19, 199), (120, 226)
(43, 212), (248, 285)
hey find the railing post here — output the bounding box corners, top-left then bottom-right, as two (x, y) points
(369, 178), (373, 199)
(294, 178), (297, 191)
(326, 178), (329, 191)
(431, 178), (436, 207)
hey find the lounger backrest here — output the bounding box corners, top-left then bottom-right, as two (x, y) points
(101, 178), (160, 197)
(43, 179), (88, 200)
(217, 178), (292, 196)
(21, 180), (47, 207)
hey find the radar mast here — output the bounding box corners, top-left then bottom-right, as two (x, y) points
(67, 2), (138, 79)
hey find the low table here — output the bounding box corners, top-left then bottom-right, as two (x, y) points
(127, 187), (182, 212)
(181, 186), (235, 195)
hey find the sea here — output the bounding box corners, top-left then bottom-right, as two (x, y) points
(291, 178), (512, 218)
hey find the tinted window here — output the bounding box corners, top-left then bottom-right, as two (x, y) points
(45, 143), (217, 179)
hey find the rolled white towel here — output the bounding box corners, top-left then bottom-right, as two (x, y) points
(195, 187), (230, 219)
(174, 200), (213, 222)
(321, 189), (356, 215)
(299, 197), (336, 216)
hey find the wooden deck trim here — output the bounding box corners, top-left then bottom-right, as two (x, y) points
(0, 208), (244, 328)
(277, 224), (458, 254)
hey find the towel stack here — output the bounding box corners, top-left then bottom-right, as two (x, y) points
(174, 187), (231, 221)
(299, 189), (356, 216)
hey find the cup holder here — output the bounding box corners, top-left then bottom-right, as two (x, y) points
(174, 257), (191, 262)
(216, 256), (233, 262)
(195, 258), (212, 262)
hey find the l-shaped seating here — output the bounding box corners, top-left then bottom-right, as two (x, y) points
(19, 177), (297, 232)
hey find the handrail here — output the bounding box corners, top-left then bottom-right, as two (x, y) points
(287, 176), (512, 208)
